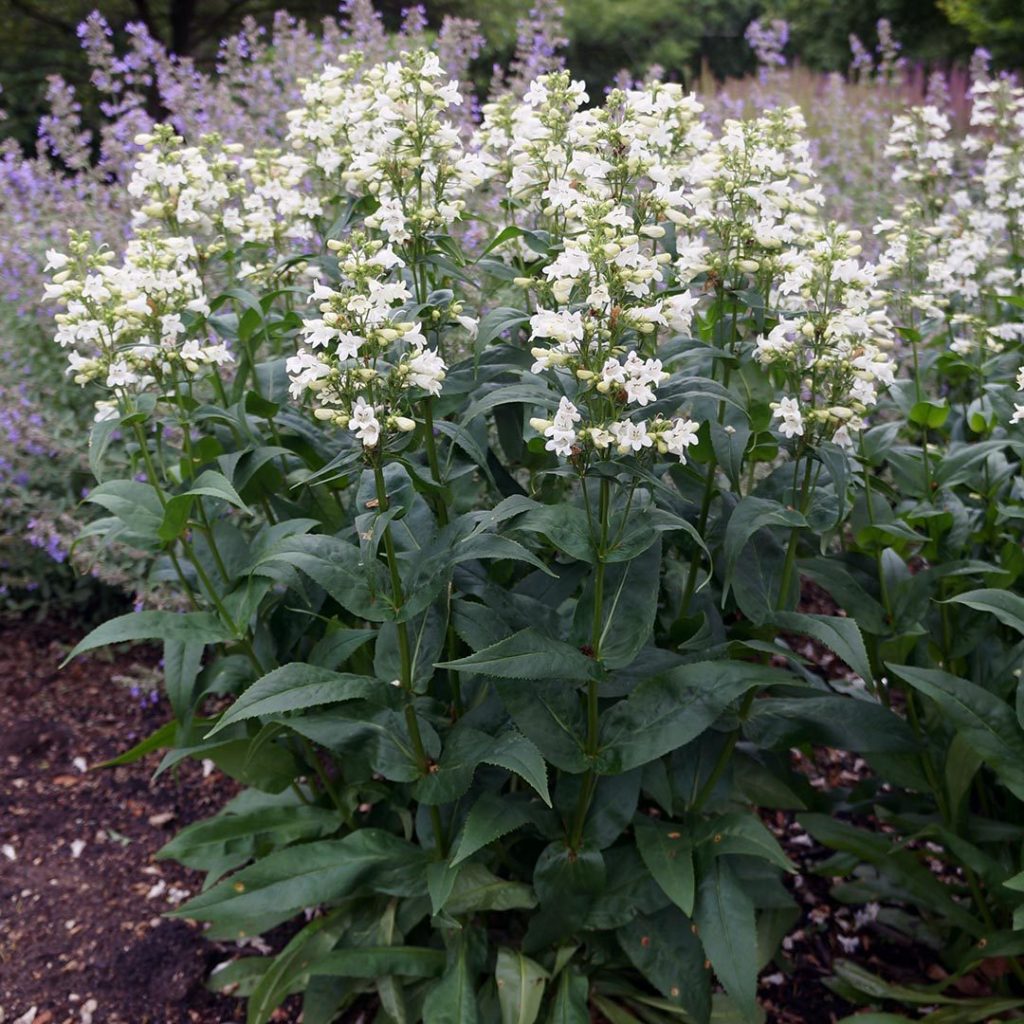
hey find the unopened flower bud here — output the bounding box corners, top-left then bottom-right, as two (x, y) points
(393, 416), (417, 432)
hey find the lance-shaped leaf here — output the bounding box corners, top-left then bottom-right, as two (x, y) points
(207, 665), (380, 736)
(247, 909), (349, 1024)
(65, 611), (234, 664)
(634, 817), (695, 916)
(158, 469), (251, 541)
(596, 662), (791, 773)
(947, 589), (1024, 636)
(169, 830), (425, 931)
(694, 859), (759, 1024)
(423, 939), (480, 1024)
(253, 534), (392, 622)
(723, 496), (806, 594)
(888, 663), (1024, 801)
(451, 793), (532, 865)
(310, 946), (446, 978)
(546, 971), (590, 1024)
(438, 628), (599, 681)
(771, 611), (874, 685)
(618, 906), (711, 1024)
(496, 949), (549, 1024)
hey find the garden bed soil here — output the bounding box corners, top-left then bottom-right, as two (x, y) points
(0, 616), (288, 1024)
(0, 614), (951, 1024)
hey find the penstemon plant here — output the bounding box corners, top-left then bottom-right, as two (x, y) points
(51, 36), (1024, 1024)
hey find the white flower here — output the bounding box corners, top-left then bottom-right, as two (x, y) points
(349, 397), (381, 448)
(772, 396), (804, 439)
(663, 418), (700, 460)
(286, 350), (331, 399)
(610, 419), (653, 453)
(544, 396), (581, 457)
(529, 309), (585, 346)
(403, 344), (446, 396)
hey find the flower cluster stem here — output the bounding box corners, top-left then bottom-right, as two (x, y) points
(373, 461), (447, 856)
(569, 475), (610, 851)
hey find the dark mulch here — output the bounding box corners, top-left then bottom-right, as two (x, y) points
(0, 616), (284, 1024)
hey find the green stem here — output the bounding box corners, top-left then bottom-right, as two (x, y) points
(373, 460), (447, 856)
(679, 457), (718, 619)
(422, 398), (449, 527)
(775, 455), (814, 611)
(569, 475), (611, 850)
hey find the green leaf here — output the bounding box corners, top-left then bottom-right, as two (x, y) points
(887, 663), (1024, 800)
(433, 418), (496, 484)
(423, 941), (479, 1024)
(694, 860), (759, 1024)
(101, 719), (179, 767)
(723, 497), (806, 591)
(208, 665), (380, 736)
(597, 662), (788, 773)
(496, 948), (549, 1024)
(255, 534), (392, 622)
(634, 818), (695, 915)
(169, 831), (425, 931)
(452, 793), (531, 865)
(514, 504), (594, 563)
(308, 628), (378, 669)
(475, 306), (531, 348)
(486, 731), (552, 806)
(445, 863), (537, 915)
(163, 639), (204, 721)
(438, 628), (598, 681)
(247, 910), (348, 1024)
(159, 470), (251, 542)
(580, 540), (662, 670)
(534, 842), (605, 931)
(463, 384), (558, 423)
(947, 589), (1024, 635)
(547, 972), (590, 1024)
(157, 804), (340, 873)
(743, 694), (917, 753)
(909, 400), (950, 429)
(65, 611), (233, 663)
(772, 611), (874, 685)
(85, 479), (164, 539)
(496, 681), (589, 773)
(697, 813), (794, 873)
(310, 946), (446, 979)
(618, 906), (711, 1024)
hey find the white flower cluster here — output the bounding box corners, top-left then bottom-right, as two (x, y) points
(530, 396), (699, 462)
(130, 126), (321, 273)
(285, 232), (447, 450)
(673, 107), (824, 287)
(759, 224), (896, 448)
(44, 231), (224, 419)
(875, 94), (1024, 362)
(287, 50), (492, 248)
(478, 72), (706, 229)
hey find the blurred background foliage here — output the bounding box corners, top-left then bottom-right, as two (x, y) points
(0, 0), (1016, 151)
